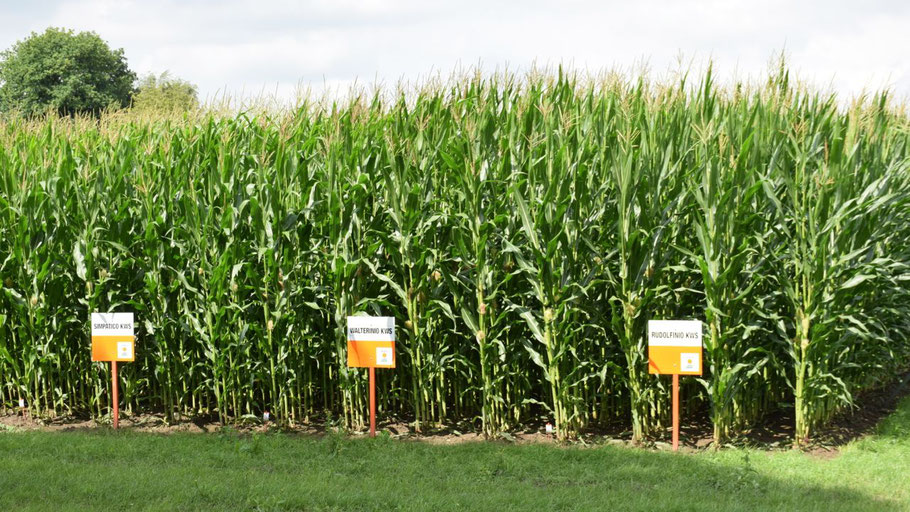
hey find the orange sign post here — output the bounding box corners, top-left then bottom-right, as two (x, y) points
(648, 320), (702, 451)
(347, 316), (395, 437)
(91, 313), (135, 429)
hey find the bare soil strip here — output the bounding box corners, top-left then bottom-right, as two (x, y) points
(3, 370), (908, 453)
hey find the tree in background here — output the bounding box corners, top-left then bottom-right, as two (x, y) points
(132, 72), (199, 114)
(0, 27), (135, 116)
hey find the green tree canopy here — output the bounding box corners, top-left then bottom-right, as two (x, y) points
(131, 72), (199, 114)
(0, 27), (136, 116)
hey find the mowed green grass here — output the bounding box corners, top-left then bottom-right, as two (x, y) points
(1, 399), (908, 512)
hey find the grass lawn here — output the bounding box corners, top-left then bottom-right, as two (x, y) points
(1, 398), (908, 512)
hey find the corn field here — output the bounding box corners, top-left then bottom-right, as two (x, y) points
(1, 67), (909, 446)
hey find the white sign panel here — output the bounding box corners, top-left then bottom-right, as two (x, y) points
(346, 316), (395, 342)
(91, 313), (135, 337)
(647, 320), (702, 347)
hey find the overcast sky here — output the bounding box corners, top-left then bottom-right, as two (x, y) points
(2, 0), (909, 105)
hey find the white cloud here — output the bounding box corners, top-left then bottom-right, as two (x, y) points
(0, 0), (907, 104)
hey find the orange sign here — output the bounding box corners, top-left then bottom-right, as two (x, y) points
(92, 336), (135, 362)
(91, 313), (135, 362)
(347, 340), (395, 368)
(648, 320), (702, 375)
(347, 316), (395, 368)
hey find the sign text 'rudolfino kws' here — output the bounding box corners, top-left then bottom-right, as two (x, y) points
(91, 312), (135, 362)
(648, 320), (702, 375)
(347, 316), (395, 368)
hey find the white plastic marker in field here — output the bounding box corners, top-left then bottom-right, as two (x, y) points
(648, 320), (703, 451)
(91, 313), (135, 429)
(347, 316), (396, 437)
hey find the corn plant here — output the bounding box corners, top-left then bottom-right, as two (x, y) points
(1, 67), (908, 446)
